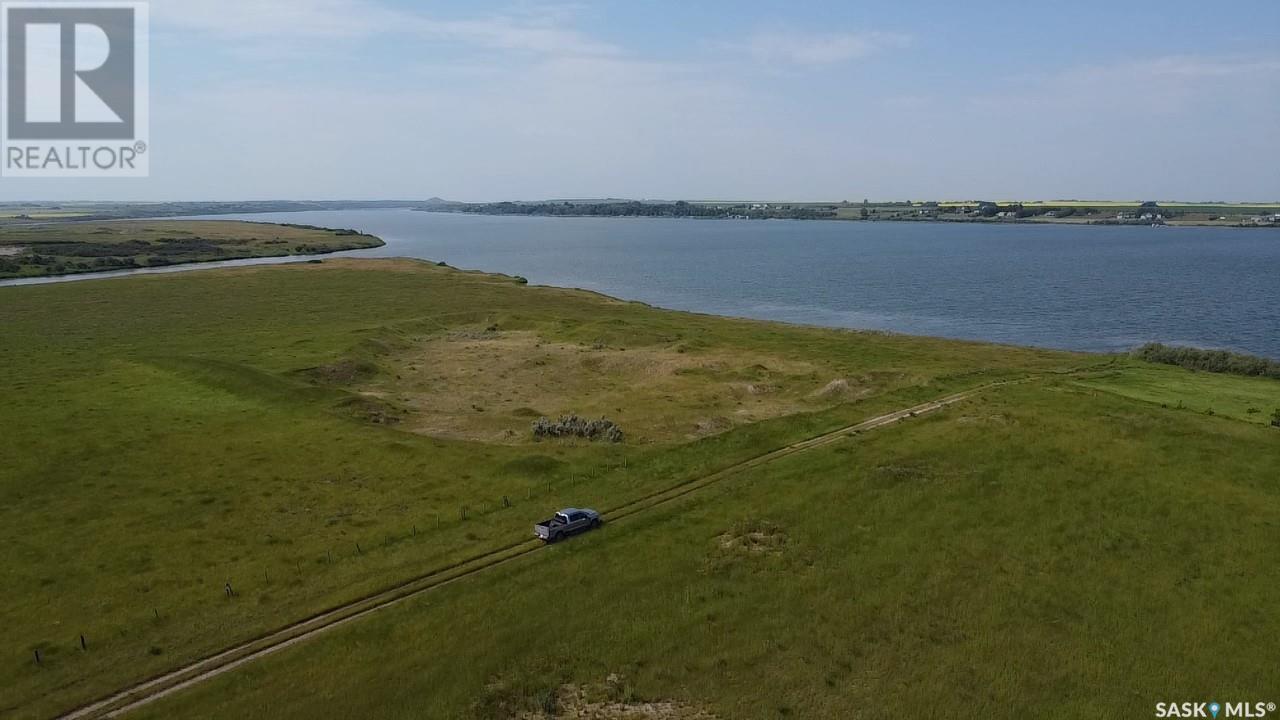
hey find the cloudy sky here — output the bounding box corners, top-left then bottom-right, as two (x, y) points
(4, 0), (1280, 202)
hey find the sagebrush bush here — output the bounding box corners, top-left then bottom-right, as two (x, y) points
(532, 414), (624, 443)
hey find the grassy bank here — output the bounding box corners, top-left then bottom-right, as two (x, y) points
(0, 259), (1276, 719)
(0, 221), (383, 279)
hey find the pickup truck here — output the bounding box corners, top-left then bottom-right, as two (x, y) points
(534, 508), (602, 543)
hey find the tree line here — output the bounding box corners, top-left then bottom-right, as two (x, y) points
(1132, 343), (1280, 380)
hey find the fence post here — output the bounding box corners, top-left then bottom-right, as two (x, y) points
(80, 634), (87, 651)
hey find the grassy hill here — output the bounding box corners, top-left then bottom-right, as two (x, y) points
(0, 259), (1276, 719)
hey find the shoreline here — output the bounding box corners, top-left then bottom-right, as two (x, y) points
(8, 255), (1280, 363)
(5, 214), (1276, 361)
(423, 207), (1280, 230)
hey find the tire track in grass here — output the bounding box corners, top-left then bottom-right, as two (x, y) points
(58, 378), (1030, 720)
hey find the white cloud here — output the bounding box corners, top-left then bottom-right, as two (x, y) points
(153, 0), (394, 39)
(407, 16), (617, 56)
(1069, 55), (1280, 80)
(965, 53), (1280, 118)
(741, 30), (910, 67)
(152, 0), (617, 57)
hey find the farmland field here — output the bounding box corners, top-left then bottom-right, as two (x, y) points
(1, 259), (1277, 719)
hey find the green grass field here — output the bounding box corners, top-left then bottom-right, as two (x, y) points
(136, 383), (1280, 720)
(0, 221), (383, 279)
(1, 259), (1276, 719)
(1076, 365), (1280, 425)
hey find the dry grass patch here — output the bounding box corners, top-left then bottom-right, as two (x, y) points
(367, 330), (877, 444)
(811, 377), (879, 401)
(497, 676), (719, 720)
(703, 519), (792, 574)
(956, 413), (1015, 425)
(714, 520), (788, 557)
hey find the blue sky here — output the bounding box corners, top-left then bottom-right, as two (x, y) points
(5, 0), (1280, 201)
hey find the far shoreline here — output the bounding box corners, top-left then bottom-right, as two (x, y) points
(417, 207), (1280, 230)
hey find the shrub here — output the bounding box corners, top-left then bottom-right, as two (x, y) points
(532, 414), (624, 443)
(1132, 343), (1280, 380)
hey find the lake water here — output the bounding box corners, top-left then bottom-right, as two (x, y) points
(5, 209), (1279, 358)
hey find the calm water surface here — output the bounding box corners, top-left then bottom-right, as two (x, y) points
(5, 209), (1278, 358)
